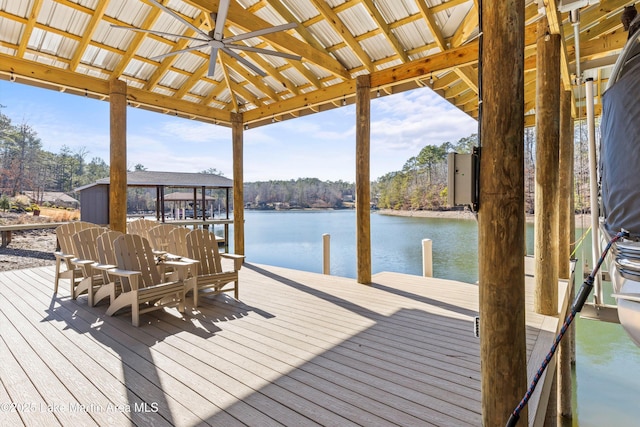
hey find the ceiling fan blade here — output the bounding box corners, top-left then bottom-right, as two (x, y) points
(146, 0), (211, 40)
(213, 0), (230, 40)
(226, 44), (301, 61)
(110, 25), (208, 42)
(224, 22), (298, 43)
(222, 47), (266, 77)
(208, 47), (219, 77)
(149, 43), (210, 61)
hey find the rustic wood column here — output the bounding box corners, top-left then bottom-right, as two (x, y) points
(534, 17), (560, 315)
(232, 113), (245, 256)
(558, 88), (574, 422)
(558, 88), (574, 278)
(558, 88), (575, 279)
(355, 75), (371, 284)
(479, 1), (527, 425)
(109, 79), (127, 233)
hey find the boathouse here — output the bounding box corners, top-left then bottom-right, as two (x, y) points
(75, 170), (233, 225)
(0, 1), (633, 425)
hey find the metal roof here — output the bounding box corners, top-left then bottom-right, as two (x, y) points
(0, 0), (634, 128)
(162, 191), (216, 201)
(75, 170), (233, 190)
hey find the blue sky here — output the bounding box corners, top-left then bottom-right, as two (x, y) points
(0, 79), (477, 182)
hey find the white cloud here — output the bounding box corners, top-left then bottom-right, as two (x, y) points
(1, 81), (477, 182)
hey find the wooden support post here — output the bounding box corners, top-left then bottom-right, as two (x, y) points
(109, 79), (127, 233)
(558, 88), (574, 422)
(322, 234), (330, 275)
(201, 186), (206, 221)
(355, 75), (371, 284)
(479, 2), (527, 425)
(232, 113), (245, 256)
(193, 188), (197, 220)
(558, 89), (574, 279)
(422, 239), (433, 277)
(534, 17), (560, 316)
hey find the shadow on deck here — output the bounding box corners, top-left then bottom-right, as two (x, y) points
(0, 259), (567, 426)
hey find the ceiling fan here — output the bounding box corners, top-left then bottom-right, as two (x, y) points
(112, 0), (301, 77)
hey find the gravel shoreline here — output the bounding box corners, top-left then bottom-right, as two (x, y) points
(0, 212), (58, 272)
(0, 228), (57, 272)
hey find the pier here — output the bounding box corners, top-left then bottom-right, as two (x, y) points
(0, 257), (570, 426)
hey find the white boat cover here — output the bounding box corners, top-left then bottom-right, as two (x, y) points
(601, 39), (640, 239)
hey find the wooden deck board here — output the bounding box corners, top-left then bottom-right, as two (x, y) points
(0, 257), (569, 427)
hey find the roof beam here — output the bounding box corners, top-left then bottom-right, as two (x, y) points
(144, 10), (211, 91)
(454, 65), (478, 93)
(224, 57), (280, 101)
(450, 3), (478, 48)
(110, 4), (164, 78)
(568, 0), (629, 40)
(416, 0), (447, 51)
(575, 9), (626, 44)
(69, 0), (109, 71)
(244, 41), (479, 123)
(188, 0), (351, 80)
(566, 30), (626, 59)
(371, 41), (478, 88)
(360, 0), (410, 63)
(308, 0), (373, 73)
(219, 54), (240, 112)
(16, 0), (43, 58)
(0, 52), (232, 124)
(542, 0), (572, 89)
(262, 0), (328, 52)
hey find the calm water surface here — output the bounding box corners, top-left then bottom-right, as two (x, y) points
(224, 210), (639, 426)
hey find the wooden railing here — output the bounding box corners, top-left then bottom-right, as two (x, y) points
(0, 222), (67, 247)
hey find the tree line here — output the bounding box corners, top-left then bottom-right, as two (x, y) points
(1, 107), (595, 214)
(244, 178), (354, 209)
(1, 108), (109, 199)
(373, 134), (478, 210)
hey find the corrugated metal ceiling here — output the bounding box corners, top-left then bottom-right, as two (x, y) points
(0, 0), (635, 128)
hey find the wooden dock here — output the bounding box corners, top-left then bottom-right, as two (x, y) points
(0, 257), (569, 426)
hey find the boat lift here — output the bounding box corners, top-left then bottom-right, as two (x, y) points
(580, 20), (640, 346)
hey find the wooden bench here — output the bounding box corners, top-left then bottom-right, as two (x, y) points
(0, 222), (67, 247)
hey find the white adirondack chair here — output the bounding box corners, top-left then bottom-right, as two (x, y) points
(107, 234), (185, 326)
(91, 230), (125, 306)
(71, 226), (108, 305)
(126, 218), (157, 241)
(148, 223), (179, 253)
(54, 221), (100, 296)
(185, 229), (244, 307)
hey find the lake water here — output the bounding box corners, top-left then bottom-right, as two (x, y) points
(222, 210), (639, 426)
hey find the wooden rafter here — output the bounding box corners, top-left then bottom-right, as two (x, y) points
(0, 0), (635, 129)
(187, 0), (351, 80)
(450, 4), (479, 48)
(110, 6), (164, 78)
(454, 65), (478, 94)
(69, 0), (110, 71)
(261, 0), (327, 52)
(360, 0), (410, 64)
(219, 54), (239, 112)
(17, 0), (43, 58)
(416, 0), (447, 51)
(542, 1), (573, 89)
(308, 0), (373, 73)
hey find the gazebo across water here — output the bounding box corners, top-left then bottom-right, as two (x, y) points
(162, 191), (217, 220)
(75, 170), (233, 225)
